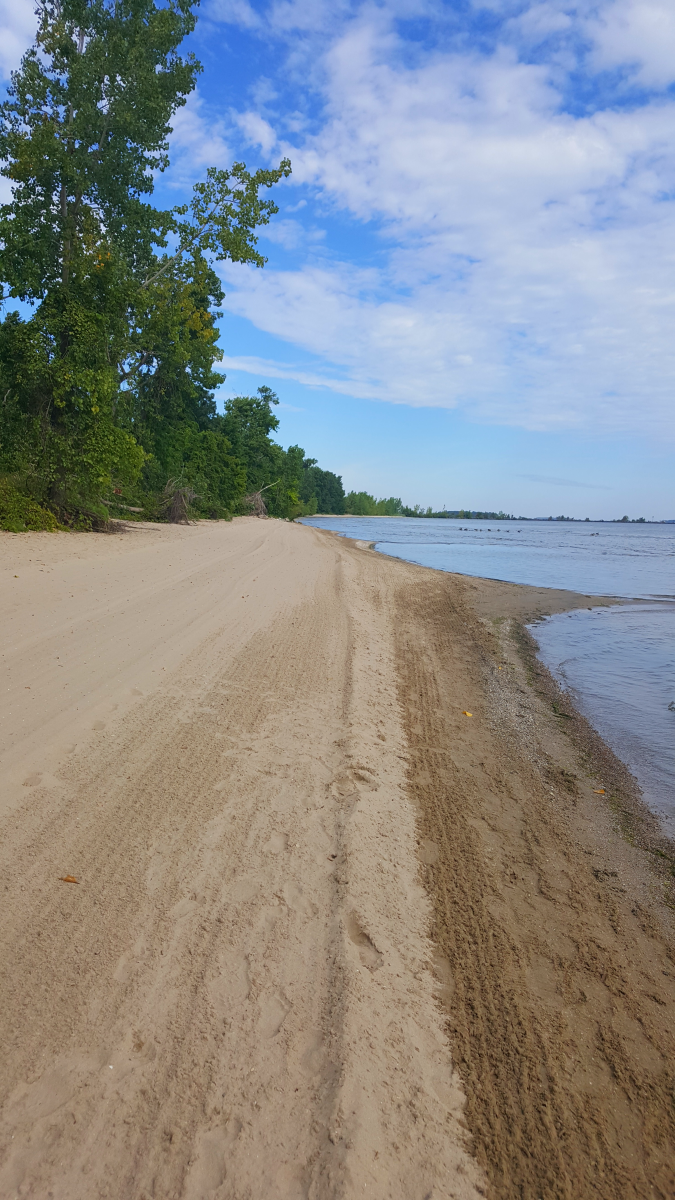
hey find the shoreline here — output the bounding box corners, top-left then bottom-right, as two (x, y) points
(517, 620), (675, 888)
(381, 542), (675, 1198)
(347, 531), (673, 851)
(324, 527), (675, 1196)
(0, 520), (673, 1198)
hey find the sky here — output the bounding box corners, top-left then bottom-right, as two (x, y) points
(1, 0), (675, 518)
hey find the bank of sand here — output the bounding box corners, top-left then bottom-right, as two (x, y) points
(0, 518), (673, 1200)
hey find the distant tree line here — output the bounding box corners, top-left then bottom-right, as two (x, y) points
(337, 494), (516, 519)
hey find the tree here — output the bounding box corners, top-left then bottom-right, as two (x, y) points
(217, 388), (304, 519)
(344, 490), (377, 515)
(272, 442), (304, 519)
(220, 387), (283, 495)
(0, 0), (290, 521)
(299, 459), (345, 513)
(344, 491), (402, 516)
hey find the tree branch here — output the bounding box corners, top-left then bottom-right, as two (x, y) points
(142, 197), (222, 288)
(118, 348), (153, 383)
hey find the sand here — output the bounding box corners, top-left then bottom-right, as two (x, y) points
(0, 518), (673, 1200)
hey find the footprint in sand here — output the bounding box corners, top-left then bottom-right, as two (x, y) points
(346, 911), (384, 971)
(282, 880), (317, 917)
(259, 992), (291, 1039)
(184, 1120), (242, 1199)
(208, 954), (250, 1016)
(300, 1029), (324, 1077)
(263, 832), (287, 854)
(419, 838), (440, 864)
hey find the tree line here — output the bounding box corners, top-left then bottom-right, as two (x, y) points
(339, 495), (516, 519)
(0, 0), (341, 530)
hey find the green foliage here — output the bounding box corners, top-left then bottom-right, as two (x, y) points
(344, 491), (403, 516)
(127, 256), (244, 515)
(0, 478), (60, 531)
(220, 387), (282, 492)
(399, 506), (516, 519)
(0, 0), (201, 304)
(0, 0), (290, 522)
(219, 389), (303, 519)
(344, 491), (377, 515)
(376, 496), (405, 515)
(269, 441), (303, 519)
(300, 459), (345, 513)
(0, 305), (145, 517)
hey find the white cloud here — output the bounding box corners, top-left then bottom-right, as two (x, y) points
(206, 0), (263, 30)
(219, 352), (378, 397)
(586, 0), (675, 88)
(166, 92), (233, 185)
(210, 9), (675, 437)
(257, 217), (325, 248)
(219, 224), (675, 435)
(504, 2), (573, 44)
(233, 110), (279, 155)
(0, 0), (37, 79)
(267, 0), (359, 35)
(257, 218), (302, 248)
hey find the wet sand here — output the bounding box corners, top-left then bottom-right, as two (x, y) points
(0, 518), (673, 1199)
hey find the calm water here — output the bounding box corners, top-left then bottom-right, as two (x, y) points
(532, 604), (675, 836)
(300, 517), (675, 833)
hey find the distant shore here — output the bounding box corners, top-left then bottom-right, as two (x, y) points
(300, 513), (675, 523)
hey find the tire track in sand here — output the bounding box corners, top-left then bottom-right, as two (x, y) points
(394, 570), (675, 1200)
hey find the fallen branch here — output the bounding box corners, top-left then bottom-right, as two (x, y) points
(243, 480), (280, 518)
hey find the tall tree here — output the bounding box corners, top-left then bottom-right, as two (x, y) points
(300, 459), (345, 513)
(0, 0), (289, 520)
(220, 387), (284, 495)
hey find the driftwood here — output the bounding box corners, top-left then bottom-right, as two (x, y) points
(243, 480), (279, 518)
(162, 479), (198, 524)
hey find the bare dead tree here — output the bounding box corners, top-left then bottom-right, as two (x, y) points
(162, 479), (198, 524)
(242, 480), (280, 518)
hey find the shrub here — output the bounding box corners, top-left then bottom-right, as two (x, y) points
(0, 479), (59, 532)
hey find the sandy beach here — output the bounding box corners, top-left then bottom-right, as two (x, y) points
(0, 517), (673, 1200)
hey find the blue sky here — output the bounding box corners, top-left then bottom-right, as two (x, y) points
(1, 0), (675, 517)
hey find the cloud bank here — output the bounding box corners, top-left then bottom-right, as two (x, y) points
(207, 0), (675, 437)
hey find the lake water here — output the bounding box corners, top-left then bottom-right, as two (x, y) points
(300, 517), (675, 835)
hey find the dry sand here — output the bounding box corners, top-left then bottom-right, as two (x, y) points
(0, 518), (673, 1200)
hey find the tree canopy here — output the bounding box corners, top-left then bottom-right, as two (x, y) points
(0, 0), (342, 528)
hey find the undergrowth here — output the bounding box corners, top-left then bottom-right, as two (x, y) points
(0, 479), (60, 532)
